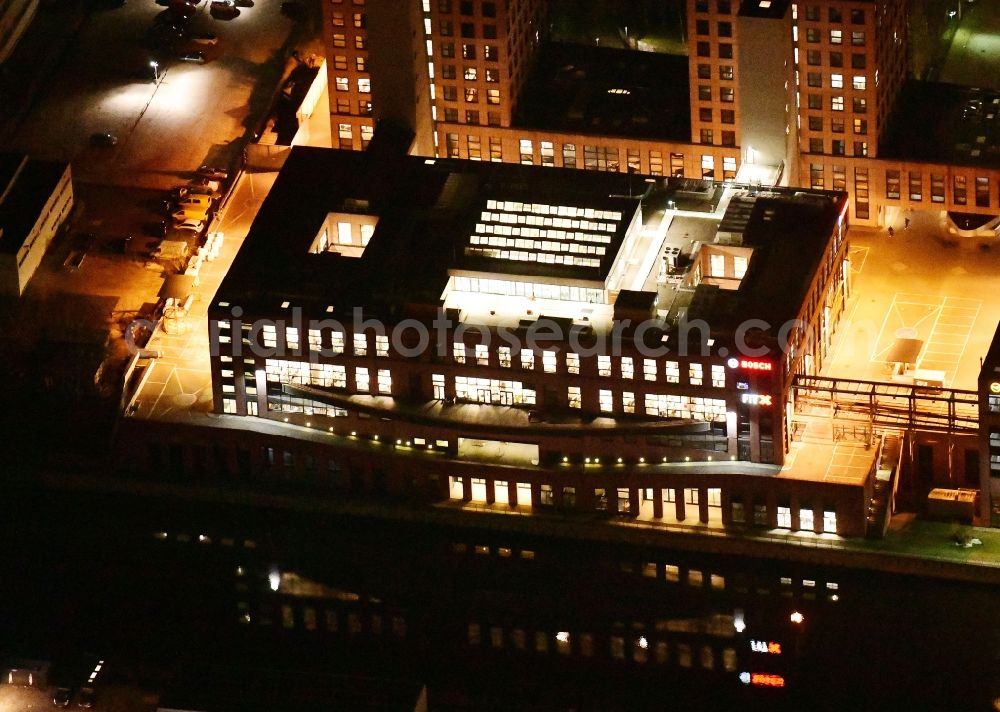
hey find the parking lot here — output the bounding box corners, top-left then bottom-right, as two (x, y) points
(7, 0), (312, 190)
(824, 210), (1000, 390)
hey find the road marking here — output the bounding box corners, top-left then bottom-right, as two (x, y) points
(869, 294), (982, 384)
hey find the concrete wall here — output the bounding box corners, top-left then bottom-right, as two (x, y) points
(0, 0), (39, 65)
(736, 10), (792, 175)
(1, 162), (73, 296)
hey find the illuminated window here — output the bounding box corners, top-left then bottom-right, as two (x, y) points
(353, 333), (367, 355)
(566, 353), (580, 374)
(689, 363), (703, 386)
(710, 252), (725, 277)
(599, 389), (613, 413)
(823, 509), (837, 533)
(711, 364), (725, 388)
(543, 351), (557, 373)
(375, 335), (389, 357)
(475, 343), (489, 365)
(830, 73), (843, 89)
(355, 367), (369, 392)
(330, 331), (344, 354)
(520, 349), (535, 370)
(622, 391), (635, 414)
(620, 356), (634, 379)
(357, 78), (370, 93)
(598, 355), (612, 377)
(643, 359), (657, 381)
(335, 76), (348, 91)
(338, 221), (352, 244)
(567, 386), (581, 409)
(800, 507), (815, 530)
(777, 506), (791, 528)
(453, 342), (466, 363)
(432, 374), (446, 399)
(830, 29), (842, 44)
(852, 75), (866, 90)
(285, 326), (299, 350)
(498, 346), (511, 367)
(377, 369), (392, 394)
(308, 329), (322, 351)
(665, 564), (680, 582)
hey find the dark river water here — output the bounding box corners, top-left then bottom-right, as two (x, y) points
(1, 486), (997, 711)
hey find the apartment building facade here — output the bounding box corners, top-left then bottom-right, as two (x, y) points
(321, 0), (1000, 229)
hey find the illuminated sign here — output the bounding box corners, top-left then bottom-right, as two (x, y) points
(750, 673), (786, 688)
(750, 640), (782, 655)
(736, 381), (750, 390)
(739, 358), (773, 372)
(740, 393), (772, 407)
(990, 382), (1000, 395)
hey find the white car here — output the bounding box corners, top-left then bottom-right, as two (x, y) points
(175, 219), (205, 233)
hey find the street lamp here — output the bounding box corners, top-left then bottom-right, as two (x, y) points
(150, 60), (159, 83)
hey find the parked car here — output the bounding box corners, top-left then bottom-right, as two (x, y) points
(196, 165), (228, 180)
(167, 1), (196, 19)
(52, 687), (72, 707)
(172, 208), (209, 223)
(178, 51), (206, 64)
(175, 194), (213, 210)
(210, 0), (238, 15)
(175, 219), (205, 233)
(190, 31), (218, 45)
(90, 132), (117, 146)
(76, 687), (96, 708)
(189, 176), (221, 192)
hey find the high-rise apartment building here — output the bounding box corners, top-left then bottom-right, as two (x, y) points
(320, 0), (1000, 230)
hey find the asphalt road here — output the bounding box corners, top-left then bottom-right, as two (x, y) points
(9, 0), (303, 189)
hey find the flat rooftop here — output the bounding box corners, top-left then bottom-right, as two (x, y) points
(880, 81), (1000, 168)
(214, 147), (847, 345)
(513, 43), (691, 142)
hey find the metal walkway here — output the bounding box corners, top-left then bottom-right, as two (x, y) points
(792, 375), (979, 435)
